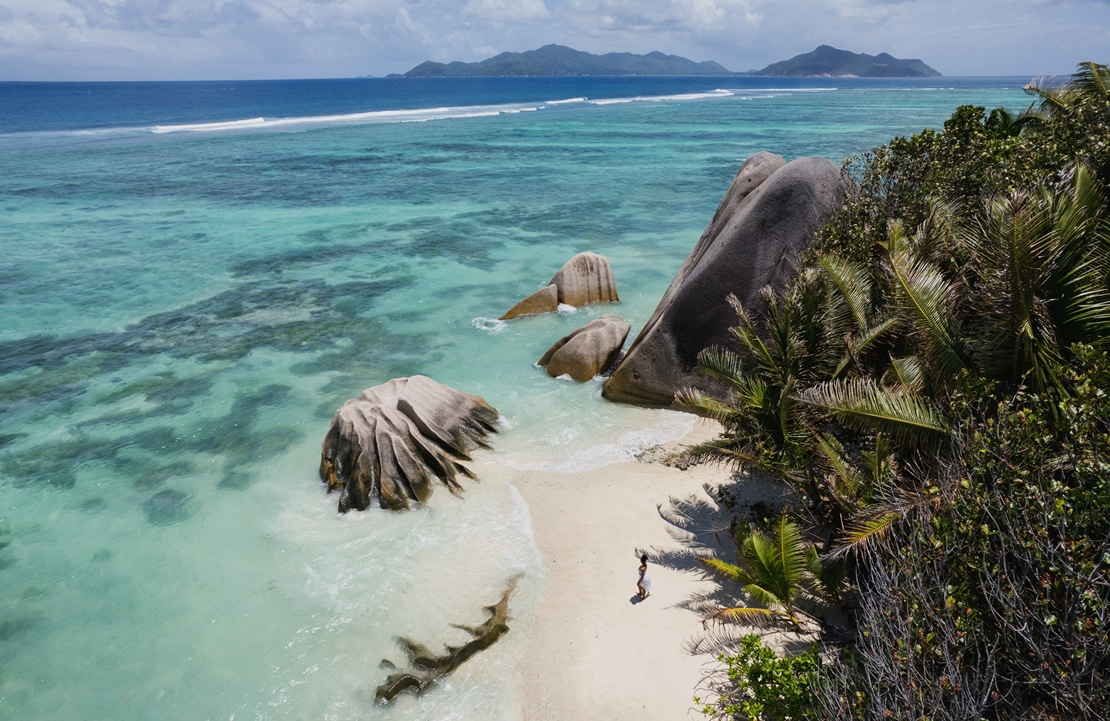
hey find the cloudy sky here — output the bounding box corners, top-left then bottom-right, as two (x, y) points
(0, 0), (1106, 81)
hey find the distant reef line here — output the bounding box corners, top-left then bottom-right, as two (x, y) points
(388, 44), (940, 79)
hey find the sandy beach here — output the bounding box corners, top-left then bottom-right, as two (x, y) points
(485, 419), (735, 721)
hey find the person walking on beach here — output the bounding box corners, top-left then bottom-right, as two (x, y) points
(637, 553), (653, 599)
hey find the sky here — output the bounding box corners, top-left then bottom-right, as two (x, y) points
(0, 0), (1106, 81)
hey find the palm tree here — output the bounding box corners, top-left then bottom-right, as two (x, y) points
(677, 278), (835, 472)
(700, 514), (821, 631)
(961, 164), (1110, 395)
(1025, 62), (1110, 114)
(818, 253), (899, 381)
(985, 105), (1042, 137)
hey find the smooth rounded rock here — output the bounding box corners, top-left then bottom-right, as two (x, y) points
(538, 314), (631, 382)
(499, 284), (559, 320)
(603, 153), (854, 406)
(548, 251), (619, 307)
(319, 376), (499, 512)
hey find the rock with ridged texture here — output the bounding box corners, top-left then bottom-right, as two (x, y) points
(603, 153), (854, 406)
(549, 251), (619, 306)
(500, 252), (620, 320)
(538, 314), (631, 382)
(319, 376), (499, 512)
(499, 284), (559, 320)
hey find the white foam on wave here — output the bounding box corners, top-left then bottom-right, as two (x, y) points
(471, 317), (508, 333)
(136, 87), (834, 136)
(556, 303), (578, 314)
(588, 89), (734, 105)
(153, 105), (517, 134)
(153, 117), (268, 133)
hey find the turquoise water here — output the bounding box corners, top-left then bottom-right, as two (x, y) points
(0, 78), (1028, 719)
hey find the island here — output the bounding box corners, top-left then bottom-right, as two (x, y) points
(392, 44), (734, 77)
(753, 44), (940, 77)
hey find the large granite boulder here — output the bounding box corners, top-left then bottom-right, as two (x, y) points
(319, 376), (499, 512)
(538, 314), (631, 382)
(549, 251), (619, 306)
(499, 251), (619, 320)
(500, 284), (559, 320)
(603, 153), (854, 406)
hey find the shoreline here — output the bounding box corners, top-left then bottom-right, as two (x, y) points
(485, 417), (729, 721)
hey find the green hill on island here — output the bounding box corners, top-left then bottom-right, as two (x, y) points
(755, 44), (940, 77)
(394, 44), (734, 77)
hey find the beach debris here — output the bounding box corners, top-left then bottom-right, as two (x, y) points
(319, 375), (499, 512)
(375, 576), (520, 703)
(603, 153), (856, 406)
(537, 314), (630, 382)
(499, 251), (619, 319)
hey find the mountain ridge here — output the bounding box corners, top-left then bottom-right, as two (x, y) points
(755, 45), (940, 77)
(391, 44), (940, 78)
(393, 44), (734, 77)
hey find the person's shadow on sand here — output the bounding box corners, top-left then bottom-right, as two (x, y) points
(629, 594), (647, 605)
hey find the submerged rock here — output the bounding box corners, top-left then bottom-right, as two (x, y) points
(538, 314), (631, 382)
(376, 577), (519, 703)
(142, 488), (191, 526)
(499, 251), (619, 319)
(319, 376), (499, 512)
(604, 153), (854, 406)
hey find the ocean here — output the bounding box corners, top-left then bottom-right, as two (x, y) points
(0, 75), (1029, 720)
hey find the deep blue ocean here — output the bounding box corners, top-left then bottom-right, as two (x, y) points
(0, 75), (1029, 720)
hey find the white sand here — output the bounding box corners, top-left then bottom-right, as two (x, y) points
(484, 419), (732, 721)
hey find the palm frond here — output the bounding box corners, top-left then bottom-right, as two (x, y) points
(813, 431), (864, 508)
(725, 294), (779, 377)
(885, 355), (927, 392)
(741, 515), (810, 607)
(819, 254), (874, 331)
(692, 346), (748, 389)
(888, 235), (970, 380)
(700, 556), (752, 585)
(674, 435), (757, 469)
(673, 388), (739, 424)
(1072, 61), (1110, 100)
(827, 510), (903, 560)
(707, 605), (792, 627)
(797, 378), (950, 452)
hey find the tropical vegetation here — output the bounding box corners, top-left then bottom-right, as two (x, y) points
(689, 61), (1110, 720)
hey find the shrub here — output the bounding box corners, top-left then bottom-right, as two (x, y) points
(698, 635), (822, 721)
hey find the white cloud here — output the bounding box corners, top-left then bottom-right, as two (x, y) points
(462, 0), (549, 22)
(557, 0), (760, 33)
(0, 0), (1104, 79)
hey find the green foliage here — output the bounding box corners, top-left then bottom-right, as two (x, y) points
(700, 514), (822, 630)
(696, 61), (1110, 721)
(819, 349), (1110, 720)
(697, 635), (822, 721)
(815, 61), (1110, 264)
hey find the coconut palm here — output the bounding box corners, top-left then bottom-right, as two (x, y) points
(700, 514), (820, 631)
(818, 253), (899, 381)
(885, 220), (972, 388)
(961, 164), (1110, 395)
(1025, 61), (1110, 114)
(677, 277), (835, 472)
(985, 105), (1042, 137)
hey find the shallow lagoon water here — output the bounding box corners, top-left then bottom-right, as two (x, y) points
(0, 77), (1028, 719)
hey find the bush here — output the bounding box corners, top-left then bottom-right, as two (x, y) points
(698, 635), (822, 721)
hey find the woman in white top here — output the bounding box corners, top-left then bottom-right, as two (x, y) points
(637, 553), (653, 599)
